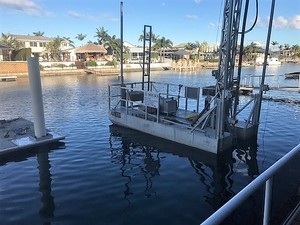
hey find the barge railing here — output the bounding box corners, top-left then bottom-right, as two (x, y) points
(201, 143), (300, 225)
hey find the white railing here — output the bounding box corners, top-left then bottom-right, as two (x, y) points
(201, 143), (300, 225)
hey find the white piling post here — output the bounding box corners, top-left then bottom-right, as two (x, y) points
(27, 57), (46, 138)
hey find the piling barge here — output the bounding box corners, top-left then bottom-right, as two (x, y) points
(109, 0), (269, 154)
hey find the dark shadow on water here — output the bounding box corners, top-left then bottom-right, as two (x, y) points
(108, 124), (265, 224)
(0, 141), (65, 225)
(0, 141), (65, 166)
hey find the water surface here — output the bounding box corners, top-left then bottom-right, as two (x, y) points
(0, 64), (299, 225)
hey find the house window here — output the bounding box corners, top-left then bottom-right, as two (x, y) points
(39, 42), (43, 47)
(30, 42), (37, 47)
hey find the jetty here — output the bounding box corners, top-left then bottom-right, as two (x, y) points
(84, 68), (119, 76)
(0, 57), (64, 156)
(0, 118), (64, 155)
(0, 76), (17, 82)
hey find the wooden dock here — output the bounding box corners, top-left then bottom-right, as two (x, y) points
(84, 68), (119, 76)
(0, 118), (64, 155)
(0, 76), (17, 82)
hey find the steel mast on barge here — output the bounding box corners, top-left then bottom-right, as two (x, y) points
(108, 0), (268, 154)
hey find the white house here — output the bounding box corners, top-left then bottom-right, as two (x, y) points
(8, 34), (74, 61)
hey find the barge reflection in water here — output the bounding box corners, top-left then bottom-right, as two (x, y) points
(109, 124), (266, 224)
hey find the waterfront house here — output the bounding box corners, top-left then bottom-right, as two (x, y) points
(7, 34), (74, 61)
(75, 42), (107, 61)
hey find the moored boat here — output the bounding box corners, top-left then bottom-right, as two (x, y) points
(285, 71), (300, 79)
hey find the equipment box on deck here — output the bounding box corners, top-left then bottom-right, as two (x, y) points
(159, 97), (177, 115)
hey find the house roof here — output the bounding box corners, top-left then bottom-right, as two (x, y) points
(10, 34), (52, 41)
(173, 43), (189, 49)
(173, 49), (190, 55)
(75, 42), (107, 54)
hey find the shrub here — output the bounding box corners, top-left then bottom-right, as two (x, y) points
(86, 61), (97, 67)
(105, 61), (115, 66)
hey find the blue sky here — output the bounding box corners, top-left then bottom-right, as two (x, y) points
(0, 0), (299, 48)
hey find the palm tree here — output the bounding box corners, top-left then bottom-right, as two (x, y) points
(291, 44), (300, 58)
(0, 33), (25, 60)
(75, 33), (87, 46)
(185, 42), (196, 51)
(243, 42), (262, 62)
(95, 26), (110, 44)
(271, 41), (278, 49)
(33, 31), (44, 36)
(153, 36), (173, 62)
(0, 33), (24, 49)
(45, 36), (63, 61)
(138, 31), (158, 43)
(63, 36), (75, 48)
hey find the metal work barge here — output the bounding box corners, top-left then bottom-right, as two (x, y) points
(109, 0), (270, 154)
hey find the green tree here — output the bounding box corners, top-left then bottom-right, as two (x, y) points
(95, 26), (110, 44)
(138, 31), (158, 43)
(153, 36), (173, 62)
(185, 42), (196, 51)
(45, 36), (63, 61)
(0, 33), (24, 50)
(33, 31), (44, 36)
(243, 42), (262, 62)
(291, 44), (300, 58)
(75, 33), (87, 46)
(271, 41), (278, 49)
(63, 36), (75, 48)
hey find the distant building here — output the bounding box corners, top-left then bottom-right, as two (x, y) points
(8, 34), (75, 61)
(124, 41), (144, 63)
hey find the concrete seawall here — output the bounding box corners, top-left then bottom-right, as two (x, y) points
(0, 61), (218, 77)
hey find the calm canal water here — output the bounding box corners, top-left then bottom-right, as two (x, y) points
(0, 64), (300, 225)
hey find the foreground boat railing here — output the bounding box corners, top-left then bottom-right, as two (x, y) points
(201, 143), (300, 225)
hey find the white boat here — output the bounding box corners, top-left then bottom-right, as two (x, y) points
(256, 57), (281, 66)
(267, 57), (281, 65)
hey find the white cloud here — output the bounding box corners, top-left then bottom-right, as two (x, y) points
(186, 14), (198, 20)
(66, 10), (118, 23)
(257, 15), (300, 30)
(67, 11), (82, 19)
(0, 0), (40, 16)
(273, 16), (289, 29)
(290, 15), (300, 29)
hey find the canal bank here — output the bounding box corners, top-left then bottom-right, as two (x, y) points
(0, 61), (219, 77)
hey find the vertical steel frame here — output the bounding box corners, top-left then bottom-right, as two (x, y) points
(215, 0), (242, 139)
(142, 25), (152, 91)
